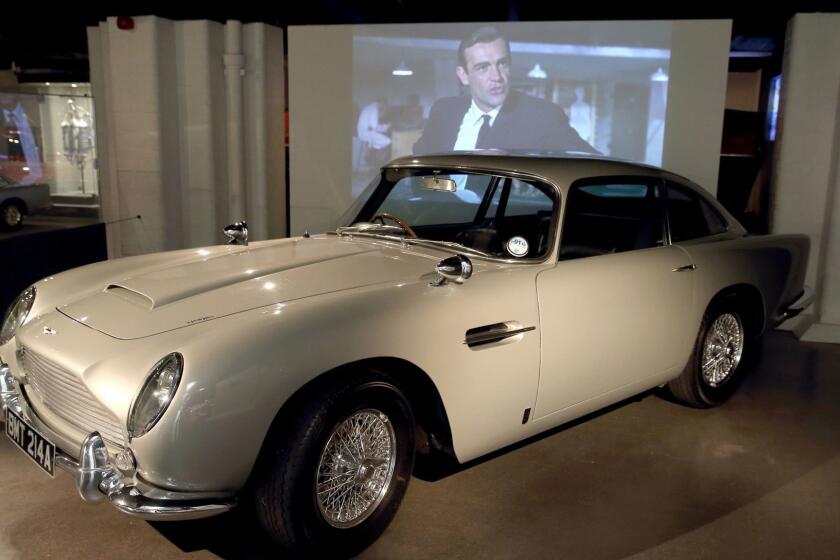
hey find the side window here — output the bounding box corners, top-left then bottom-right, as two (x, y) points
(667, 182), (727, 242)
(560, 180), (663, 260)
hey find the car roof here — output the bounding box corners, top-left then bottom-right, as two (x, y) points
(384, 151), (745, 235)
(384, 151), (699, 195)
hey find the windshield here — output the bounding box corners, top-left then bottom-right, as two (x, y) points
(342, 168), (558, 260)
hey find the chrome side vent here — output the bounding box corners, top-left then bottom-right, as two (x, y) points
(105, 285), (154, 310)
(464, 321), (536, 350)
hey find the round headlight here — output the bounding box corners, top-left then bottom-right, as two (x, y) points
(0, 286), (36, 346)
(128, 353), (183, 439)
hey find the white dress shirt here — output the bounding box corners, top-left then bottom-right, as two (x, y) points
(453, 101), (500, 151)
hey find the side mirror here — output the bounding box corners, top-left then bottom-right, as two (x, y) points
(421, 176), (457, 193)
(224, 221), (248, 246)
(431, 255), (473, 286)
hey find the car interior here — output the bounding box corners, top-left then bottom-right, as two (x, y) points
(406, 176), (557, 259)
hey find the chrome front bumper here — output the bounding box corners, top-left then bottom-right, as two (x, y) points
(54, 432), (236, 520)
(2, 358), (235, 521)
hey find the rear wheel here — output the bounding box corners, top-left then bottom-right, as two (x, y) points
(252, 370), (415, 556)
(668, 299), (749, 407)
(1, 201), (24, 231)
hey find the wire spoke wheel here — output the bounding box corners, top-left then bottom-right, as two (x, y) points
(316, 409), (397, 528)
(701, 312), (744, 387)
(3, 204), (22, 227)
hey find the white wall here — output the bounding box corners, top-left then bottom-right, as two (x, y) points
(87, 17), (286, 258)
(661, 20), (731, 195)
(288, 26), (354, 235)
(771, 13), (840, 343)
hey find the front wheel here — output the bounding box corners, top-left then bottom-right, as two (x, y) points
(252, 371), (415, 556)
(667, 300), (749, 408)
(1, 201), (24, 231)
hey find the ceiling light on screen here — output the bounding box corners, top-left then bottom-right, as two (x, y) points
(527, 63), (547, 79)
(392, 61), (413, 76)
(650, 68), (669, 82)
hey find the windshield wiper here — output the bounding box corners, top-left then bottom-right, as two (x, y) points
(333, 228), (496, 258)
(403, 238), (496, 258)
(336, 223), (400, 235)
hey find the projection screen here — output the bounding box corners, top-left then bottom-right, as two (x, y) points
(289, 20), (731, 235)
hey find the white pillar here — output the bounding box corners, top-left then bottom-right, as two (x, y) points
(243, 23), (268, 241)
(771, 13), (840, 343)
(224, 20), (246, 223)
(88, 16), (286, 256)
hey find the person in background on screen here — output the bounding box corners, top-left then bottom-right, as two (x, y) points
(357, 97), (392, 167)
(413, 26), (596, 155)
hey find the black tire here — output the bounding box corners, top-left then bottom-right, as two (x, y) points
(667, 298), (750, 408)
(252, 370), (415, 557)
(1, 200), (24, 232)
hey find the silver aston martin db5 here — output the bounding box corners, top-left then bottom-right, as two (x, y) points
(1, 153), (812, 556)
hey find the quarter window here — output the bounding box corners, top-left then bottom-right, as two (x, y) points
(666, 182), (727, 242)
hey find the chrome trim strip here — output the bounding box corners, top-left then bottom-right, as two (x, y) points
(109, 491), (236, 521)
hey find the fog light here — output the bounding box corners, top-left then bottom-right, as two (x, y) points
(115, 448), (137, 475)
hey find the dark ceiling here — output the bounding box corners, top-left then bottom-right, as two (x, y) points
(1, 3), (837, 83)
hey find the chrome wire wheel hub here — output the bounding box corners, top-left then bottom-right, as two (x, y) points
(702, 312), (744, 387)
(4, 205), (21, 227)
(316, 409), (397, 528)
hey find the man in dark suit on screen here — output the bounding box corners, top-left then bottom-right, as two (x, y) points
(413, 26), (597, 155)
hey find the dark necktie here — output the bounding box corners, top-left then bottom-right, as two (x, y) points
(475, 114), (492, 149)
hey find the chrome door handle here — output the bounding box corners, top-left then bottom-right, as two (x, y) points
(672, 264), (696, 272)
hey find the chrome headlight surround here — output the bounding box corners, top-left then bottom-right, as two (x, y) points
(127, 353), (184, 439)
(0, 286), (36, 346)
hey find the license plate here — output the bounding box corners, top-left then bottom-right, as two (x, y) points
(5, 408), (55, 477)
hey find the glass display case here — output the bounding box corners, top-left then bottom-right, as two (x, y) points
(1, 84), (99, 207)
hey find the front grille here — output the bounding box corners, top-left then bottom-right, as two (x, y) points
(20, 346), (126, 448)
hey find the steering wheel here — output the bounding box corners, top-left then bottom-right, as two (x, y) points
(371, 212), (418, 238)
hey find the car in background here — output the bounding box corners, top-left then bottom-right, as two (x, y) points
(1, 153), (813, 556)
(0, 173), (50, 231)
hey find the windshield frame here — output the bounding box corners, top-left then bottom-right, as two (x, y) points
(341, 164), (563, 264)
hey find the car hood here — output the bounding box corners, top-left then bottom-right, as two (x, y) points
(58, 235), (440, 339)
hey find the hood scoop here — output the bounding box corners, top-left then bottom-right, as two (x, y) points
(105, 285), (154, 310)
